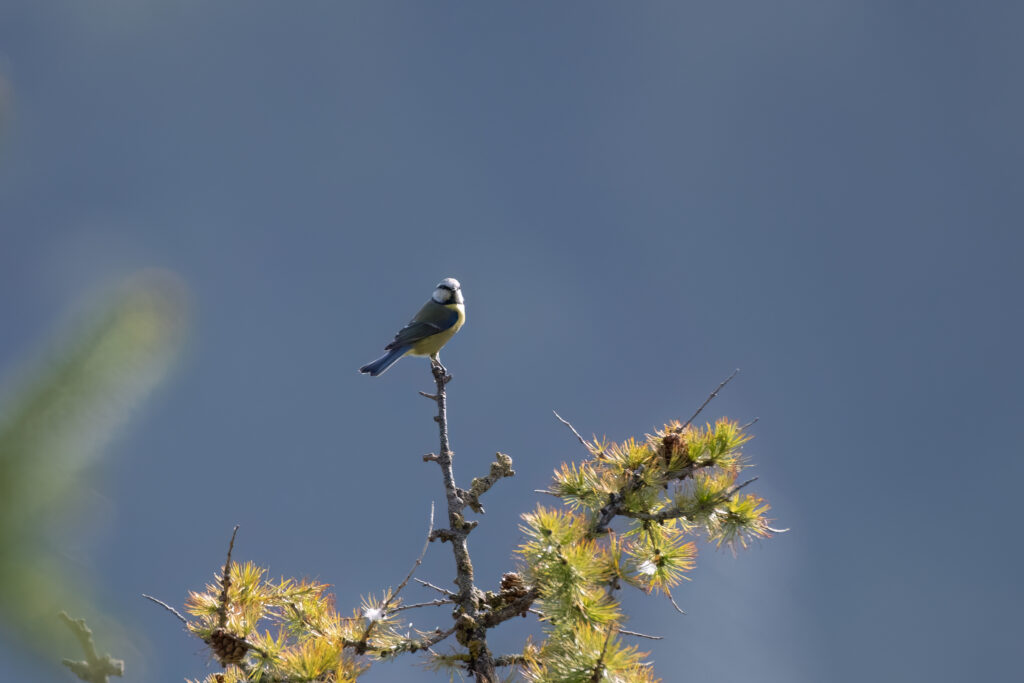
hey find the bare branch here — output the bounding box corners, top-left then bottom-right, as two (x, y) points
(665, 588), (687, 615)
(415, 578), (456, 597)
(422, 358), (497, 680)
(464, 453), (516, 514)
(553, 410), (589, 450)
(390, 503), (435, 606)
(681, 369), (740, 430)
(618, 627), (662, 641)
(141, 594), (188, 626)
(353, 504), (437, 653)
(390, 598), (455, 614)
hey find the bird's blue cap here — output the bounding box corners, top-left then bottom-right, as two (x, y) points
(437, 277), (461, 290)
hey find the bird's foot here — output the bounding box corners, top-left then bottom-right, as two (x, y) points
(430, 357), (452, 383)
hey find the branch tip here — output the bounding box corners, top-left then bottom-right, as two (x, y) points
(682, 368), (740, 430)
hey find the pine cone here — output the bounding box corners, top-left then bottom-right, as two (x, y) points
(500, 572), (528, 599)
(209, 627), (249, 666)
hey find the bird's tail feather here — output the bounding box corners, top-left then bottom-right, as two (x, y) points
(359, 346), (408, 376)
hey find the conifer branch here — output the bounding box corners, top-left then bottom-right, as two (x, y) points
(59, 612), (124, 683)
(217, 525), (240, 630)
(479, 587), (541, 628)
(590, 626), (616, 682)
(620, 477), (760, 524)
(378, 625), (459, 658)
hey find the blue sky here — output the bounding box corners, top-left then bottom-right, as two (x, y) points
(1, 2), (1022, 681)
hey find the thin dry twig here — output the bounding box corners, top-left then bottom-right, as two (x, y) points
(353, 504), (436, 653)
(415, 578), (456, 597)
(390, 598), (455, 614)
(553, 410), (589, 450)
(391, 503), (435, 604)
(618, 627), (662, 641)
(665, 589), (687, 615)
(141, 594), (188, 626)
(681, 368), (740, 430)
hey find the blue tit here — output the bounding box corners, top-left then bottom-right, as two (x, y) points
(359, 277), (465, 377)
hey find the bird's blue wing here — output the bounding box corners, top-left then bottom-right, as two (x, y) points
(384, 302), (459, 350)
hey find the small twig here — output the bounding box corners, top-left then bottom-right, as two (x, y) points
(665, 588), (687, 615)
(141, 594), (188, 626)
(415, 578), (456, 597)
(727, 476), (758, 497)
(355, 505), (436, 653)
(553, 410), (589, 450)
(390, 598), (455, 614)
(419, 391), (438, 400)
(619, 627), (662, 641)
(741, 417), (759, 430)
(681, 369), (739, 431)
(217, 525), (240, 629)
(390, 503), (435, 604)
(59, 612), (124, 683)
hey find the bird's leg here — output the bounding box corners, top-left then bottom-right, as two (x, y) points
(430, 353), (451, 383)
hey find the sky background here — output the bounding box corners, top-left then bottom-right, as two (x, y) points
(1, 2), (1022, 681)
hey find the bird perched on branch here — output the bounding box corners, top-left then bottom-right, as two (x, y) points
(359, 277), (465, 377)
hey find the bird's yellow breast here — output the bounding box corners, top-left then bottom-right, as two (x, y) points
(409, 303), (465, 357)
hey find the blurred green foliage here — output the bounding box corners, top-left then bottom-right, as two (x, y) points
(0, 271), (187, 660)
